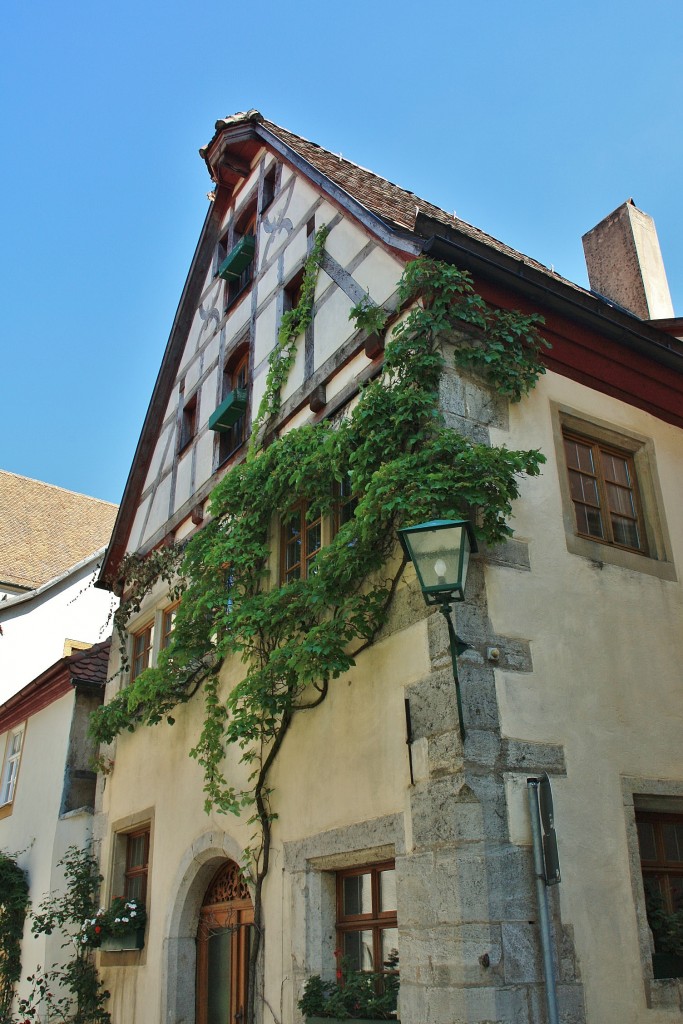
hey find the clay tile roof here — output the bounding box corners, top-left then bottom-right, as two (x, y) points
(259, 118), (580, 291)
(0, 471), (118, 591)
(67, 639), (111, 687)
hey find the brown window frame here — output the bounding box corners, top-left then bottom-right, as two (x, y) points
(124, 827), (150, 904)
(218, 349), (250, 466)
(161, 604), (178, 650)
(281, 502), (322, 583)
(179, 393), (198, 454)
(563, 430), (647, 554)
(333, 477), (357, 536)
(131, 623), (154, 681)
(226, 206), (257, 309)
(336, 861), (397, 974)
(636, 810), (683, 916)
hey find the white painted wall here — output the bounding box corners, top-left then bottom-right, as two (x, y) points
(0, 551), (116, 702)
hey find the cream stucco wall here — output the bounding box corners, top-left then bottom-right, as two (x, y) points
(97, 134), (683, 1024)
(487, 369), (683, 1023)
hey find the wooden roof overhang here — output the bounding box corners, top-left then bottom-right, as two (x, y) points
(419, 219), (683, 429)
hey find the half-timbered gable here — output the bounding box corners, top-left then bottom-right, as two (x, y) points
(95, 112), (683, 1024)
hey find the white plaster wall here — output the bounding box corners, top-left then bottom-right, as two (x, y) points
(0, 554), (115, 701)
(487, 369), (683, 1024)
(0, 691), (93, 1006)
(325, 217), (370, 269)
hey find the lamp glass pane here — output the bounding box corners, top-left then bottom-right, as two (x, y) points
(408, 526), (468, 590)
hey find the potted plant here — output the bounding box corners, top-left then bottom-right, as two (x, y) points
(298, 951), (399, 1022)
(644, 883), (683, 979)
(81, 896), (147, 952)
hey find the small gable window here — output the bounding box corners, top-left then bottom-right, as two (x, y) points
(179, 393), (198, 453)
(213, 349), (250, 466)
(132, 623), (154, 681)
(223, 205), (257, 309)
(0, 726), (24, 807)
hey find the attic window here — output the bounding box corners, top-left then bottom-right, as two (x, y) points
(261, 164), (277, 212)
(179, 394), (198, 453)
(226, 206), (257, 308)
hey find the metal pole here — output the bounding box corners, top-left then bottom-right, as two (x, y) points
(527, 779), (560, 1024)
(439, 603), (467, 741)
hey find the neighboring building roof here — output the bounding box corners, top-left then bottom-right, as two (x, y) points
(0, 471), (118, 591)
(0, 639), (111, 734)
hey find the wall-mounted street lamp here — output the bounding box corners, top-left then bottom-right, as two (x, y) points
(398, 519), (477, 741)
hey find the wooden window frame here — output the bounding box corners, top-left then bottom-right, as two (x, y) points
(636, 810), (683, 916)
(179, 393), (198, 454)
(336, 861), (397, 974)
(260, 164), (277, 213)
(124, 827), (150, 904)
(226, 205), (257, 309)
(333, 477), (357, 536)
(563, 430), (647, 555)
(280, 502), (323, 583)
(218, 349), (250, 466)
(131, 623), (154, 681)
(161, 604), (178, 650)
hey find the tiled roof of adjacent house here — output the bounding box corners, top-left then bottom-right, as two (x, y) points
(0, 471), (118, 591)
(67, 638), (111, 687)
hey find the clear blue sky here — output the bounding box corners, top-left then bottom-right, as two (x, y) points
(2, 0), (681, 505)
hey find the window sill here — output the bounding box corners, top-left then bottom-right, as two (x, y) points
(0, 802), (14, 820)
(565, 531), (676, 582)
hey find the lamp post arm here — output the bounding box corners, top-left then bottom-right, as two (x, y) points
(438, 602), (468, 742)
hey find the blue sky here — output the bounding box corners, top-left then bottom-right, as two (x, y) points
(2, 0), (681, 505)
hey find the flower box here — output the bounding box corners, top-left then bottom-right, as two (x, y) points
(100, 926), (145, 952)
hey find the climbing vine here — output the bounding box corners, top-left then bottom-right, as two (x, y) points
(250, 224), (329, 451)
(19, 846), (110, 1024)
(0, 852), (28, 1023)
(92, 252), (548, 1024)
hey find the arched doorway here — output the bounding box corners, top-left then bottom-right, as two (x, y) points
(196, 860), (254, 1024)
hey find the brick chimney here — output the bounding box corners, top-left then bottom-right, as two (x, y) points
(582, 199), (674, 319)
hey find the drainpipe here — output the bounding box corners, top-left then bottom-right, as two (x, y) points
(527, 778), (560, 1024)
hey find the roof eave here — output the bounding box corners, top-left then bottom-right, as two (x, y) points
(419, 224), (683, 372)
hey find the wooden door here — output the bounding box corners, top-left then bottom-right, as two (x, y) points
(197, 861), (254, 1024)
